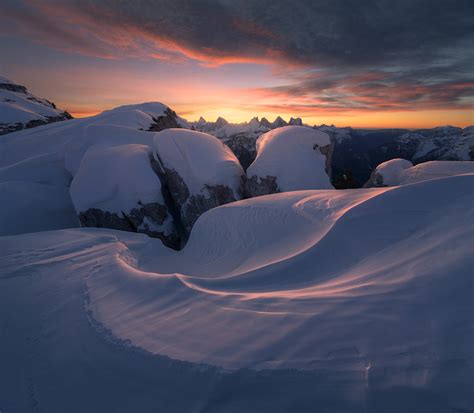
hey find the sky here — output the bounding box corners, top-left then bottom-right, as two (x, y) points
(0, 0), (473, 128)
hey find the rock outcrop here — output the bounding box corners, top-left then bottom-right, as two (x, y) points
(148, 107), (184, 132)
(70, 144), (179, 249)
(223, 133), (258, 170)
(153, 129), (245, 237)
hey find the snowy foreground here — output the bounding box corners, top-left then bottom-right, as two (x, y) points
(1, 173), (473, 412)
(0, 94), (473, 412)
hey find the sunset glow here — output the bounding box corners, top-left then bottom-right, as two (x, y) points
(1, 0), (472, 127)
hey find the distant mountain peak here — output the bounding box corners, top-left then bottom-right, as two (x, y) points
(0, 75), (72, 135)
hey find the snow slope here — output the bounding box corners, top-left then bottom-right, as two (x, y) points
(365, 158), (474, 187)
(1, 173), (472, 412)
(0, 76), (71, 134)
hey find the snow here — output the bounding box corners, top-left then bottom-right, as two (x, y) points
(0, 85), (66, 124)
(0, 102), (179, 237)
(153, 128), (244, 196)
(247, 125), (333, 191)
(98, 102), (189, 129)
(371, 158), (413, 186)
(373, 159), (474, 186)
(0, 151), (72, 187)
(192, 116), (270, 139)
(1, 173), (473, 411)
(1, 92), (473, 410)
(70, 144), (164, 214)
(0, 181), (78, 236)
(0, 75), (14, 84)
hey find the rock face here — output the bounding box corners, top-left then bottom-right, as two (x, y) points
(0, 76), (72, 135)
(70, 144), (179, 249)
(246, 126), (334, 197)
(153, 129), (245, 237)
(148, 107), (184, 131)
(364, 159), (474, 187)
(223, 133), (258, 170)
(245, 175), (279, 197)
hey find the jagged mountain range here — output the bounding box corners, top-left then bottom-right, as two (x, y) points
(192, 117), (473, 187)
(1, 76), (472, 188)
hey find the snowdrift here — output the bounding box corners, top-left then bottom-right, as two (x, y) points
(365, 158), (474, 187)
(1, 173), (473, 412)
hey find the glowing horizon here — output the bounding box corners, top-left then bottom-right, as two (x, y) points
(1, 1), (472, 129)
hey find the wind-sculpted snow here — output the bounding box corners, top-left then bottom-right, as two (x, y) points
(365, 158), (474, 187)
(1, 174), (473, 411)
(246, 126), (334, 197)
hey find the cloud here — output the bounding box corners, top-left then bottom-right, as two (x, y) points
(1, 0), (473, 111)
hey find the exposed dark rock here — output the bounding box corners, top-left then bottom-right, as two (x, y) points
(260, 117), (272, 128)
(163, 167), (190, 206)
(319, 142), (334, 179)
(183, 184), (238, 232)
(224, 134), (258, 170)
(289, 117), (303, 126)
(272, 116), (287, 128)
(0, 112), (74, 135)
(148, 108), (182, 132)
(245, 175), (279, 198)
(363, 171), (386, 188)
(160, 166), (241, 237)
(215, 116), (229, 128)
(0, 82), (27, 93)
(78, 202), (179, 250)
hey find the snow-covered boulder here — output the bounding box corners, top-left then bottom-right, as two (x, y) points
(246, 126), (334, 197)
(98, 102), (188, 131)
(364, 159), (474, 187)
(70, 144), (179, 249)
(364, 158), (413, 187)
(153, 129), (245, 236)
(0, 76), (72, 135)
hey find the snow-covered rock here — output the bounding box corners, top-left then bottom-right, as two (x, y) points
(0, 101), (191, 241)
(0, 76), (72, 135)
(246, 126), (334, 197)
(364, 158), (413, 187)
(98, 102), (189, 131)
(153, 129), (245, 236)
(365, 158), (474, 187)
(70, 144), (178, 248)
